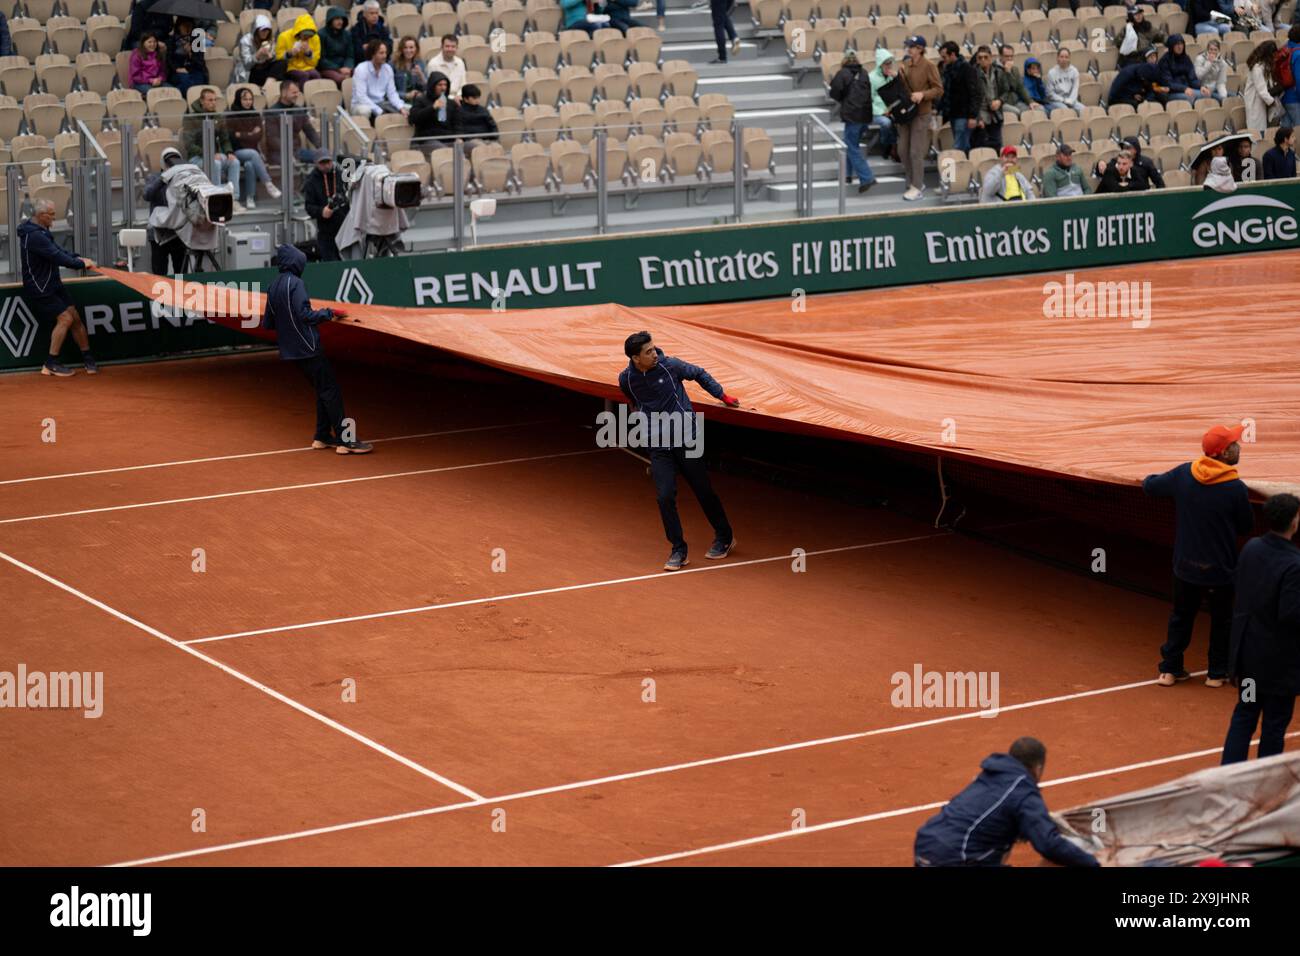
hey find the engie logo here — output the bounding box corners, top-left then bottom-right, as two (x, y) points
(335, 268), (373, 305)
(1191, 194), (1299, 249)
(0, 296), (39, 359)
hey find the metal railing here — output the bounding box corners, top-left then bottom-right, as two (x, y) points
(795, 113), (848, 219)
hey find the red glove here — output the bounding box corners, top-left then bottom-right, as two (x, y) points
(332, 309), (348, 320)
(721, 394), (740, 408)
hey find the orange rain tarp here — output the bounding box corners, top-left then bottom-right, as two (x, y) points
(100, 248), (1300, 491)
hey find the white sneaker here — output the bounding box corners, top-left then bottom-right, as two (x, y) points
(231, 200), (246, 213)
(244, 196), (256, 209)
(266, 183), (282, 199)
(902, 186), (921, 201)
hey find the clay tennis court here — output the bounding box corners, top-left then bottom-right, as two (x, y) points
(2, 254), (1291, 867)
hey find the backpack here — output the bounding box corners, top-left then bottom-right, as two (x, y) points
(1274, 46), (1294, 90)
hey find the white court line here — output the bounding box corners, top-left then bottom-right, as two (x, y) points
(0, 420), (555, 487)
(184, 533), (949, 645)
(108, 669), (1191, 867)
(0, 548), (485, 803)
(610, 733), (1300, 867)
(0, 449), (602, 525)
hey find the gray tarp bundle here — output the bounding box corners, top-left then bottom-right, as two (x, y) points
(1055, 751), (1300, 866)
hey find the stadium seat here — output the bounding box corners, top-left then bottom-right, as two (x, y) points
(0, 94), (23, 140)
(560, 64), (596, 104)
(388, 3), (423, 41)
(227, 82), (266, 110)
(47, 17), (88, 58)
(491, 105), (525, 147)
(76, 50), (116, 95)
(496, 33), (528, 72)
(630, 97), (666, 138)
(626, 133), (665, 183)
(430, 146), (471, 195)
(665, 95), (702, 135)
(8, 19), (46, 62)
(206, 49), (235, 88)
(742, 127), (774, 173)
(36, 53), (76, 98)
(510, 141), (551, 188)
(665, 131), (703, 180)
(699, 93), (735, 131)
(784, 21), (814, 64)
(87, 15), (126, 56)
(136, 125), (178, 169)
(751, 0), (782, 29)
(700, 128), (734, 176)
(525, 31), (561, 71)
(524, 67), (561, 107)
(147, 86), (186, 131)
(560, 101), (596, 143)
(53, 130), (83, 163)
(476, 153), (513, 193)
(459, 35), (493, 74)
(277, 7), (310, 31)
(423, 2), (459, 38)
(65, 90), (106, 128)
(595, 63), (631, 102)
(390, 148), (432, 186)
(628, 61), (665, 99)
(526, 0), (562, 35)
(25, 0), (62, 21)
(304, 78), (342, 114)
(494, 0), (530, 35)
(594, 99), (632, 140)
(13, 133), (54, 181)
(0, 55), (36, 99)
(375, 112), (413, 151)
(459, 0), (495, 37)
(489, 68), (525, 109)
(559, 30), (596, 69)
(25, 93), (65, 138)
(627, 27), (662, 65)
(662, 60), (698, 98)
(549, 138), (589, 186)
(594, 28), (629, 67)
(524, 103), (561, 145)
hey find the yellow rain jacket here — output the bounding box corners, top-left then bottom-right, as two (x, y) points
(276, 14), (321, 72)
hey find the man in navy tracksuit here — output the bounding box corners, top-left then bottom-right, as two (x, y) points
(1143, 424), (1254, 687)
(18, 199), (99, 377)
(1221, 493), (1300, 764)
(914, 737), (1099, 867)
(619, 331), (738, 572)
(261, 244), (372, 455)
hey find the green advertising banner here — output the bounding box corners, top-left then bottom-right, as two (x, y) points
(3, 181), (1298, 372)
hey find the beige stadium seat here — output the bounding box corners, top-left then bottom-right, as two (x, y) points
(785, 0), (815, 19)
(626, 26), (662, 64)
(390, 148), (432, 186)
(526, 0), (562, 35)
(817, 22), (851, 57)
(8, 19), (46, 62)
(742, 127), (774, 173)
(664, 131), (702, 179)
(214, 19), (240, 53)
(459, 35), (493, 74)
(430, 146), (471, 195)
(65, 90), (106, 128)
(559, 30), (596, 68)
(560, 64), (595, 104)
(1170, 110), (1200, 136)
(0, 94), (23, 140)
(627, 133), (665, 183)
(13, 134), (54, 181)
(375, 112), (413, 151)
(588, 136), (626, 180)
(628, 61), (664, 99)
(700, 129), (733, 176)
(476, 154), (512, 193)
(106, 87), (147, 126)
(238, 8), (264, 32)
(25, 0), (61, 20)
(850, 24), (879, 53)
(87, 15), (126, 56)
(148, 86), (187, 131)
(524, 103), (561, 145)
(206, 49), (234, 88)
(1163, 167), (1191, 187)
(496, 33), (528, 72)
(699, 93), (734, 131)
(276, 6), (309, 30)
(303, 78), (342, 113)
(490, 68), (526, 109)
(494, 0), (529, 35)
(751, 0), (782, 29)
(560, 101), (596, 142)
(456, 0), (493, 37)
(136, 125), (178, 169)
(1155, 143), (1184, 172)
(491, 105), (525, 147)
(594, 99), (632, 140)
(46, 17), (87, 58)
(25, 93), (66, 138)
(53, 130), (84, 163)
(662, 60), (697, 98)
(549, 139), (589, 186)
(784, 20), (814, 63)
(76, 50), (116, 95)
(525, 31), (561, 70)
(423, 2), (459, 38)
(0, 55), (36, 98)
(525, 66), (561, 106)
(594, 28), (629, 67)
(1087, 114), (1115, 145)
(665, 94), (702, 134)
(388, 3), (423, 40)
(511, 141), (551, 188)
(36, 53), (77, 98)
(594, 63), (630, 102)
(630, 97), (666, 138)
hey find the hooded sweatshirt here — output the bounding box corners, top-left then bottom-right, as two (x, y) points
(180, 99), (235, 158)
(351, 12), (393, 64)
(1204, 155), (1237, 191)
(1195, 50), (1229, 99)
(276, 13), (321, 73)
(618, 347), (726, 449)
(1143, 459), (1253, 585)
(868, 55), (895, 117)
(260, 244), (336, 361)
(914, 754), (1099, 867)
(1108, 61), (1160, 105)
(1158, 35), (1198, 94)
(1022, 58), (1046, 104)
(18, 219), (87, 299)
(233, 14), (274, 84)
(319, 7), (355, 72)
(410, 71), (454, 140)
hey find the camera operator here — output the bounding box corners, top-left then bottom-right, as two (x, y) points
(303, 149), (346, 261)
(143, 146), (188, 274)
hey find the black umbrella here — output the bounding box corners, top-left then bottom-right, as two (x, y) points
(147, 0), (227, 23)
(1190, 132), (1254, 170)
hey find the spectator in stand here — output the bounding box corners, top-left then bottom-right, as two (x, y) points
(303, 151), (344, 262)
(235, 15), (282, 86)
(265, 78), (322, 163)
(392, 37), (427, 104)
(1118, 7), (1166, 67)
(1244, 41), (1282, 132)
(1262, 126), (1297, 178)
(869, 52), (900, 160)
(1160, 35), (1209, 102)
(973, 45), (1009, 152)
(227, 87), (283, 210)
(352, 1), (393, 64)
(829, 49), (877, 194)
(451, 84), (499, 157)
(1189, 0), (1232, 37)
(1108, 49), (1167, 107)
(1228, 136), (1258, 181)
(425, 35), (466, 99)
(606, 0), (642, 35)
(411, 71), (455, 150)
(0, 12), (10, 57)
(1095, 150), (1140, 192)
(1282, 26), (1300, 128)
(125, 0), (172, 50)
(143, 146), (186, 275)
(318, 8), (355, 86)
(939, 41), (982, 154)
(1098, 137), (1163, 189)
(1042, 143), (1092, 197)
(1191, 141), (1225, 185)
(996, 45), (1032, 116)
(1022, 57), (1047, 107)
(899, 36), (943, 202)
(276, 14), (321, 88)
(561, 0), (598, 37)
(351, 39), (408, 118)
(708, 0), (739, 64)
(1046, 47), (1083, 115)
(129, 32), (169, 96)
(168, 17), (208, 96)
(1195, 39), (1229, 101)
(181, 87), (242, 210)
(979, 145), (1033, 202)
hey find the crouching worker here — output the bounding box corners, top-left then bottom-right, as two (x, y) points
(261, 244), (373, 454)
(914, 737), (1100, 867)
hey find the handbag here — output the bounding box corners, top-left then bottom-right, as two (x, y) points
(881, 73), (919, 124)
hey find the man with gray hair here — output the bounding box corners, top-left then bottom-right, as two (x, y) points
(18, 199), (98, 377)
(350, 0), (393, 64)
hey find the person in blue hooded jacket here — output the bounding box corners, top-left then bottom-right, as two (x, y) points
(1160, 35), (1209, 102)
(19, 198), (98, 377)
(1022, 57), (1047, 106)
(261, 244), (372, 454)
(914, 737), (1100, 867)
(619, 331), (740, 572)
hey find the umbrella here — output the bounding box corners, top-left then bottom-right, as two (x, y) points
(1190, 131), (1254, 170)
(147, 0), (228, 23)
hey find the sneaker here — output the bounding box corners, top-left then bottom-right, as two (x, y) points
(858, 180), (876, 193)
(41, 359), (74, 377)
(732, 37), (741, 55)
(663, 550), (688, 571)
(902, 186), (922, 201)
(336, 440), (374, 455)
(311, 437), (342, 449)
(266, 183), (282, 199)
(1156, 670), (1191, 686)
(244, 196), (256, 210)
(82, 354), (99, 374)
(1205, 677), (1227, 688)
(635, 0), (651, 9)
(708, 57), (726, 64)
(705, 538), (735, 560)
(231, 200), (246, 213)
(657, 16), (665, 30)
